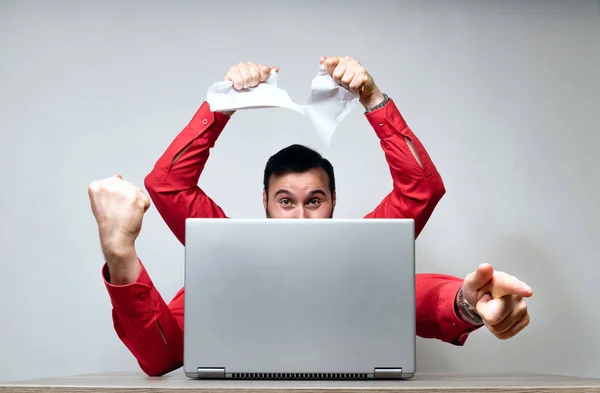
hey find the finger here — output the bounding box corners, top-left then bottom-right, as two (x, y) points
(475, 292), (493, 320)
(465, 263), (495, 292)
(113, 174), (123, 180)
(141, 193), (151, 212)
(349, 71), (369, 93)
(88, 180), (99, 198)
(495, 312), (530, 340)
(133, 187), (151, 211)
(246, 62), (260, 88)
(225, 68), (243, 90)
(258, 65), (272, 82)
(490, 271), (533, 299)
(486, 297), (528, 335)
(322, 56), (342, 75)
(332, 57), (350, 86)
(235, 62), (253, 89)
(476, 294), (515, 326)
(340, 69), (355, 89)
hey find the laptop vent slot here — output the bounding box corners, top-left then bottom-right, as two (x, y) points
(230, 373), (368, 380)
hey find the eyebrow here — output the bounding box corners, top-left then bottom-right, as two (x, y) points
(274, 189), (291, 197)
(273, 189), (327, 198)
(309, 190), (327, 198)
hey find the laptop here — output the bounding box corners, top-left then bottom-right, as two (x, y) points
(183, 218), (416, 380)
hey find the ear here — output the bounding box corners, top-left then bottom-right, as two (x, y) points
(262, 188), (268, 210)
(332, 190), (337, 208)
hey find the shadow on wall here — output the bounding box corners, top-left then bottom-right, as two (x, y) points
(417, 233), (594, 375)
(486, 234), (594, 374)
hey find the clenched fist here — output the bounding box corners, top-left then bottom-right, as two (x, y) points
(319, 56), (384, 110)
(88, 174), (149, 284)
(88, 174), (150, 252)
(217, 61), (280, 117)
(224, 61), (279, 91)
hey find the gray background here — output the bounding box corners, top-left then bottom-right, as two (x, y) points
(1, 0), (599, 382)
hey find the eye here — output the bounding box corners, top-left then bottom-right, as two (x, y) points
(279, 198), (292, 206)
(308, 198), (321, 206)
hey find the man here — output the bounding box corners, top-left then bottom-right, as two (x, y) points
(88, 56), (532, 377)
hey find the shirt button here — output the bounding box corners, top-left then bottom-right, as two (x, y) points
(139, 294), (147, 302)
(390, 114), (396, 122)
(378, 122), (384, 127)
(202, 119), (208, 125)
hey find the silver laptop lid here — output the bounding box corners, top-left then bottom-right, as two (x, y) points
(183, 218), (415, 380)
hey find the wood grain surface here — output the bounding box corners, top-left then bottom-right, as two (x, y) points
(1, 371), (600, 393)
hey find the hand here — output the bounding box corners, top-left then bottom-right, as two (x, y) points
(88, 174), (150, 257)
(462, 263), (533, 339)
(224, 61), (279, 90)
(218, 61), (279, 116)
(319, 56), (384, 110)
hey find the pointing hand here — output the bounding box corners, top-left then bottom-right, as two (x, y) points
(461, 263), (533, 339)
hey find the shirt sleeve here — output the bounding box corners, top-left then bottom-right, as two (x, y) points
(363, 99), (446, 238)
(415, 273), (482, 345)
(102, 259), (185, 376)
(144, 101), (231, 245)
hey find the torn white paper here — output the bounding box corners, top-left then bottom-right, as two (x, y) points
(206, 66), (359, 146)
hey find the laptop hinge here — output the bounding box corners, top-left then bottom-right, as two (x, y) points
(374, 368), (403, 379)
(197, 367), (226, 379)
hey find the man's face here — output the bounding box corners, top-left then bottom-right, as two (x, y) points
(263, 168), (336, 219)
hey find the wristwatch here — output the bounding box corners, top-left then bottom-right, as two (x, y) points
(365, 93), (390, 113)
(456, 285), (484, 326)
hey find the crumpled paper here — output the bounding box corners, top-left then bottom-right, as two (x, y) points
(206, 66), (359, 146)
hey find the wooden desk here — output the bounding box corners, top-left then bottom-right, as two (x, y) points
(1, 372), (600, 393)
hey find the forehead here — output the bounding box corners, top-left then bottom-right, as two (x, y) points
(268, 168), (330, 194)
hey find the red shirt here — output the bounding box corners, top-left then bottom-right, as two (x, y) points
(102, 99), (480, 376)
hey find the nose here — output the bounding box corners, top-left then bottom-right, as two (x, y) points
(295, 208), (307, 219)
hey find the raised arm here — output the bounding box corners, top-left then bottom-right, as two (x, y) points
(145, 62), (279, 245)
(362, 98), (445, 237)
(144, 103), (230, 245)
(89, 175), (185, 376)
(320, 56), (445, 237)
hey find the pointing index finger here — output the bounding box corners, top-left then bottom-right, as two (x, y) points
(490, 271), (533, 299)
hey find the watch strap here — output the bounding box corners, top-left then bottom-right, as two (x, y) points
(365, 93), (390, 113)
(457, 285), (484, 326)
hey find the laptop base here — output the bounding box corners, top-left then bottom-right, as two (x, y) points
(187, 367), (413, 380)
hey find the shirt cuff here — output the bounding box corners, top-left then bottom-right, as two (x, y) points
(102, 259), (158, 316)
(188, 101), (231, 146)
(438, 279), (482, 345)
(364, 99), (409, 140)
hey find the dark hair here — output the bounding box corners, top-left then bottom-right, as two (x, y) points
(263, 144), (335, 194)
